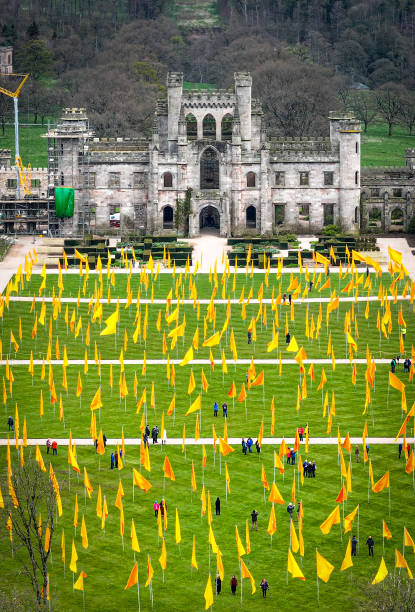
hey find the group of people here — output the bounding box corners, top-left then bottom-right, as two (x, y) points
(302, 458), (317, 477)
(46, 439), (58, 455)
(213, 402), (228, 417)
(241, 437), (260, 454)
(390, 354), (411, 373)
(142, 425), (167, 446)
(110, 449), (123, 469)
(217, 575), (269, 598)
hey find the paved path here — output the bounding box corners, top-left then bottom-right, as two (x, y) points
(0, 437), (411, 446)
(0, 358), (396, 366)
(0, 236), (37, 293)
(7, 294), (410, 305)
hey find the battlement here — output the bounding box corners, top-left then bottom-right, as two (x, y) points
(167, 72), (183, 87)
(0, 166), (47, 173)
(234, 72), (252, 87)
(89, 137), (148, 152)
(270, 136), (334, 152)
(62, 107), (88, 119)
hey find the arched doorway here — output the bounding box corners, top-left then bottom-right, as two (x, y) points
(200, 147), (219, 190)
(246, 205), (256, 228)
(163, 205), (174, 229)
(199, 205), (220, 234)
(203, 114), (216, 139)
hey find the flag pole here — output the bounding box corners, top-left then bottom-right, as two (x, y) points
(240, 560), (243, 606)
(316, 569), (320, 604)
(137, 568), (141, 612)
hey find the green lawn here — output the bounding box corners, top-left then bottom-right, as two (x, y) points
(0, 269), (414, 610)
(0, 444), (413, 611)
(0, 117), (51, 168)
(361, 123), (415, 167)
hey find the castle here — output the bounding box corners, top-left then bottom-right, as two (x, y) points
(45, 72), (363, 236)
(0, 69), (414, 236)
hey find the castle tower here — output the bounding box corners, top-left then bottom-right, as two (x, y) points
(0, 46), (13, 74)
(234, 72), (252, 151)
(167, 72), (183, 152)
(329, 112), (361, 232)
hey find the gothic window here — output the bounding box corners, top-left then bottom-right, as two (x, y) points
(200, 148), (219, 190)
(163, 172), (173, 188)
(391, 208), (404, 225)
(163, 206), (174, 228)
(356, 142), (359, 154)
(393, 188), (402, 197)
(221, 114), (233, 141)
(202, 114), (216, 140)
(299, 171), (309, 186)
(31, 179), (41, 187)
(7, 179), (17, 188)
(274, 171), (285, 186)
(246, 172), (256, 187)
(186, 113), (197, 140)
(324, 204), (335, 226)
(109, 172), (120, 188)
(274, 204), (285, 225)
(371, 188), (380, 197)
(60, 172), (64, 186)
(355, 171), (359, 185)
(324, 171), (334, 186)
(246, 205), (256, 228)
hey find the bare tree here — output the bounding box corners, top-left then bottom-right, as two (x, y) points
(375, 84), (403, 136)
(349, 91), (378, 132)
(357, 574), (415, 611)
(399, 88), (415, 135)
(2, 460), (56, 609)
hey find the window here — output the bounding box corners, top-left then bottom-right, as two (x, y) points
(355, 206), (360, 224)
(83, 173), (95, 188)
(355, 171), (359, 185)
(202, 114), (216, 140)
(246, 206), (256, 228)
(60, 173), (64, 186)
(356, 142), (359, 154)
(186, 114), (197, 140)
(133, 172), (146, 188)
(393, 188), (402, 198)
(31, 179), (41, 187)
(391, 208), (404, 225)
(274, 204), (285, 225)
(324, 204), (335, 226)
(200, 148), (219, 190)
(7, 179), (17, 188)
(371, 188), (380, 197)
(298, 203), (310, 220)
(221, 114), (233, 141)
(274, 171), (285, 186)
(109, 172), (120, 188)
(163, 172), (173, 188)
(324, 172), (334, 186)
(246, 171), (256, 187)
(299, 172), (309, 186)
(163, 206), (174, 228)
(109, 204), (118, 216)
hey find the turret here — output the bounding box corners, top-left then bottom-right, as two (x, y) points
(234, 72), (252, 151)
(167, 72), (183, 152)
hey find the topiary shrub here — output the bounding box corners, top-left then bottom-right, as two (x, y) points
(321, 225), (340, 236)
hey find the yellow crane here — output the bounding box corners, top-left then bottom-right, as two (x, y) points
(0, 73), (30, 198)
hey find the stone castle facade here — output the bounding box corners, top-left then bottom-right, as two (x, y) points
(46, 72), (364, 236)
(0, 69), (414, 236)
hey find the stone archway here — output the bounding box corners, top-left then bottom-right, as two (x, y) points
(199, 205), (220, 234)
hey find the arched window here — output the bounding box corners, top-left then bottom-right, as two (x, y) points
(246, 171), (256, 187)
(221, 114), (233, 140)
(60, 172), (64, 186)
(163, 206), (174, 228)
(203, 114), (216, 140)
(163, 172), (173, 188)
(200, 148), (219, 190)
(186, 113), (197, 140)
(246, 205), (256, 228)
(391, 208), (404, 226)
(355, 206), (360, 224)
(355, 142), (359, 154)
(355, 171), (359, 185)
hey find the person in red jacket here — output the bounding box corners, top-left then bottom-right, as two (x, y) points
(52, 441), (58, 455)
(298, 426), (304, 442)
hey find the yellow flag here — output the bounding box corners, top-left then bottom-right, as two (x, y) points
(175, 508), (181, 544)
(287, 549), (305, 580)
(235, 525), (246, 559)
(159, 538), (167, 570)
(69, 539), (78, 573)
(395, 549), (413, 579)
(204, 575), (214, 610)
(316, 549), (334, 582)
(191, 535), (198, 570)
(372, 557), (388, 584)
(186, 394), (201, 416)
(320, 506), (340, 535)
(340, 539), (353, 571)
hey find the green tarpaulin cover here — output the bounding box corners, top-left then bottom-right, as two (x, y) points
(55, 187), (74, 218)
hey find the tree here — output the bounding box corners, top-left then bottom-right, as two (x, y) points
(1, 460), (57, 609)
(357, 574), (415, 611)
(15, 40), (53, 81)
(399, 88), (415, 136)
(349, 91), (377, 132)
(375, 84), (402, 136)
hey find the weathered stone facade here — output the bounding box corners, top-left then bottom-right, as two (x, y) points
(47, 72), (363, 236)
